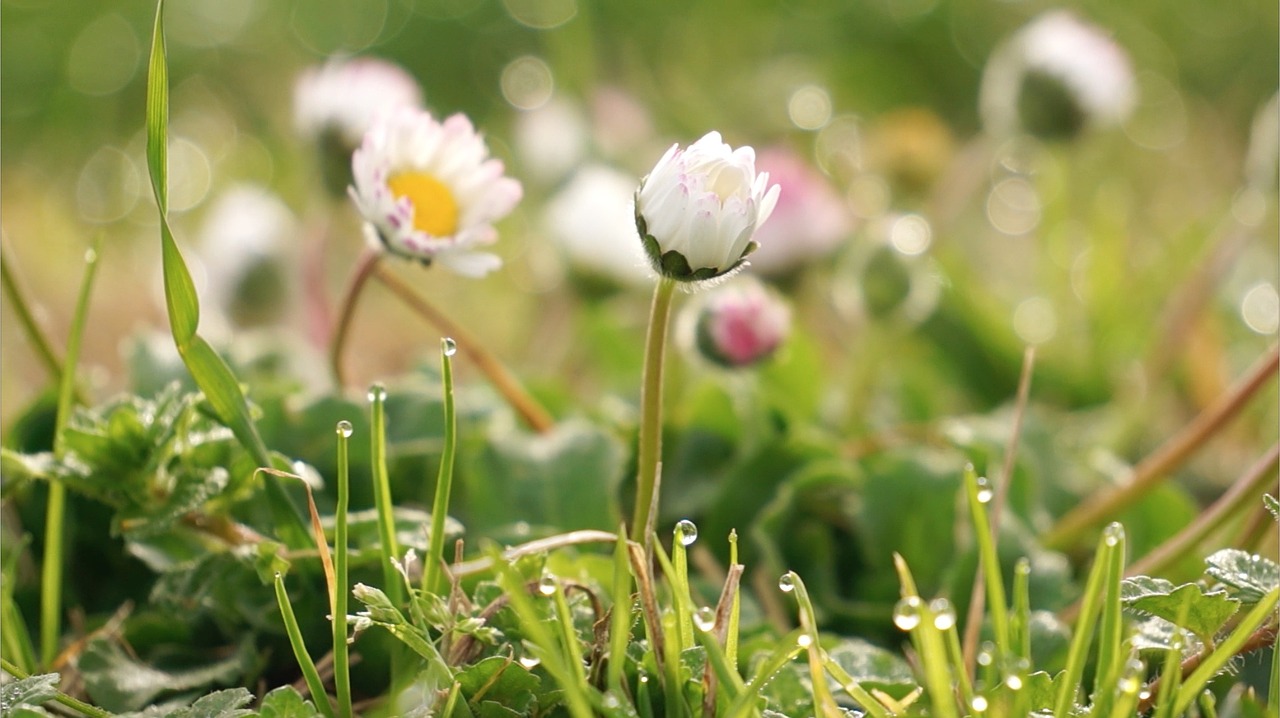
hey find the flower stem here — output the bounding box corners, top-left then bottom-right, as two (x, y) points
(329, 248), (382, 388)
(1043, 343), (1279, 549)
(423, 340), (457, 596)
(631, 277), (677, 543)
(372, 262), (555, 434)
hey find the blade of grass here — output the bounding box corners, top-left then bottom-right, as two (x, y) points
(143, 0), (306, 548)
(490, 548), (596, 718)
(1173, 586), (1280, 714)
(726, 530), (741, 672)
(1093, 525), (1127, 711)
(964, 464), (1011, 657)
(332, 422), (353, 718)
(724, 629), (805, 718)
(40, 239), (100, 669)
(367, 383), (402, 606)
(888, 571), (959, 718)
(424, 338), (458, 596)
(547, 577), (589, 686)
(2, 536), (37, 674)
(650, 542), (691, 718)
(780, 571), (843, 718)
(671, 521), (695, 651)
(274, 572), (336, 718)
(1053, 523), (1124, 718)
(607, 526), (633, 695)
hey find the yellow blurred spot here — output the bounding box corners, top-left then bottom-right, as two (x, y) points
(388, 172), (459, 237)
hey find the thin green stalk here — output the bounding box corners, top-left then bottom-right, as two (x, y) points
(632, 277), (677, 542)
(726, 530), (741, 672)
(651, 541), (694, 718)
(1053, 523), (1123, 718)
(0, 246), (70, 392)
(490, 549), (595, 718)
(672, 521), (694, 651)
(965, 464), (1011, 654)
(1173, 586), (1280, 714)
(607, 526), (633, 695)
(940, 608), (976, 712)
(782, 571), (843, 718)
(424, 338), (457, 595)
(368, 383), (402, 607)
(332, 422), (353, 718)
(1011, 557), (1032, 663)
(41, 239), (101, 669)
(725, 629), (804, 718)
(274, 573), (336, 718)
(0, 656), (114, 718)
(549, 579), (588, 685)
(1094, 526), (1127, 710)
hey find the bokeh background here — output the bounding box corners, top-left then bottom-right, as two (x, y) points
(3, 0), (1277, 448)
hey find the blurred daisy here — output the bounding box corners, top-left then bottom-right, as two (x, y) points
(294, 56), (424, 147)
(635, 131), (780, 283)
(543, 164), (652, 289)
(745, 147), (853, 277)
(350, 108), (523, 277)
(681, 277), (791, 368)
(514, 97), (590, 187)
(196, 184), (297, 331)
(980, 11), (1135, 139)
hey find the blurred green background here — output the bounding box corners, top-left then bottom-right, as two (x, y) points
(2, 0), (1276, 441)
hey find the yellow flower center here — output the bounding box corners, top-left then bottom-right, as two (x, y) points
(387, 172), (460, 237)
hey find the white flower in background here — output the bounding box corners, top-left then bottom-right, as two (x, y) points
(745, 147), (853, 276)
(196, 184), (297, 330)
(543, 164), (652, 288)
(635, 131), (781, 283)
(980, 11), (1135, 138)
(294, 56), (424, 147)
(514, 97), (590, 186)
(683, 277), (791, 368)
(350, 108), (523, 277)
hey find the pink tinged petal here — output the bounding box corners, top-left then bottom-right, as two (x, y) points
(683, 205), (723, 269)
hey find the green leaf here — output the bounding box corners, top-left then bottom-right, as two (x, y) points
(319, 506), (462, 564)
(144, 0), (169, 215)
(117, 466), (229, 538)
(79, 637), (252, 712)
(824, 638), (915, 698)
(1205, 549), (1280, 603)
(465, 420), (625, 532)
(0, 449), (55, 487)
(1121, 576), (1240, 640)
(0, 673), (60, 712)
(1130, 614), (1203, 657)
(180, 338), (268, 465)
(257, 686), (322, 718)
(169, 688), (254, 718)
(456, 656), (542, 713)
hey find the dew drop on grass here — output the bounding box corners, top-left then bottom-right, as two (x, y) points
(603, 695), (621, 709)
(1004, 674), (1023, 690)
(367, 383), (387, 403)
(796, 633), (813, 648)
(336, 420), (354, 437)
(974, 475), (993, 503)
(970, 696), (988, 713)
(1119, 658), (1145, 694)
(442, 337), (458, 356)
(929, 598), (955, 630)
(892, 596), (923, 630)
(693, 606), (716, 632)
(674, 519), (698, 545)
(778, 573), (796, 592)
(538, 574), (557, 596)
(519, 655), (541, 669)
(977, 645), (994, 666)
(1103, 522), (1125, 546)
(638, 673), (649, 684)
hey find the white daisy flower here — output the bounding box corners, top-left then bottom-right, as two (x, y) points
(349, 108), (523, 277)
(294, 56), (424, 147)
(543, 164), (652, 288)
(634, 131), (781, 283)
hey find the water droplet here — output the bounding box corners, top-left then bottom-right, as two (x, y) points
(796, 633), (813, 648)
(1004, 674), (1023, 690)
(1138, 689), (1151, 701)
(970, 696), (988, 713)
(674, 519), (698, 545)
(693, 606), (716, 632)
(538, 574), (557, 596)
(778, 573), (796, 593)
(84, 247), (99, 264)
(367, 383), (387, 403)
(892, 596), (923, 630)
(336, 420), (354, 437)
(1118, 675), (1141, 694)
(603, 695), (621, 709)
(976, 649), (994, 667)
(1014, 557), (1031, 578)
(442, 337), (458, 356)
(519, 655), (541, 669)
(638, 673), (649, 684)
(930, 598), (956, 630)
(974, 475), (994, 503)
(1103, 522), (1125, 547)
